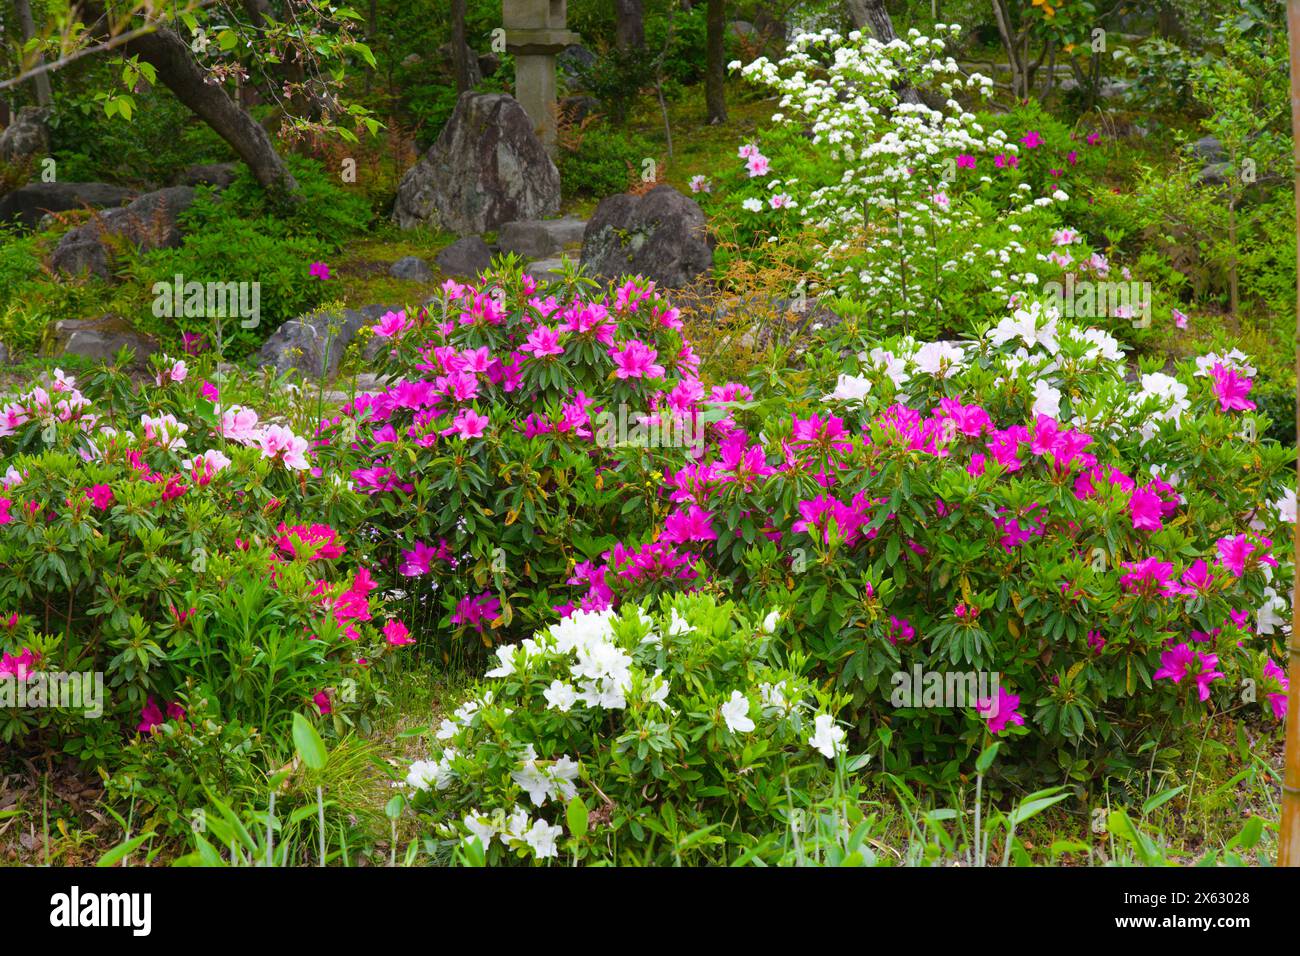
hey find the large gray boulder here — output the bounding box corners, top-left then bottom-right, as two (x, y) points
(0, 182), (136, 231)
(390, 255), (435, 283)
(393, 92), (560, 235)
(580, 185), (714, 291)
(0, 107), (49, 165)
(51, 186), (196, 278)
(51, 314), (158, 365)
(259, 304), (396, 380)
(499, 217), (587, 258)
(435, 236), (493, 278)
(1191, 135), (1225, 164)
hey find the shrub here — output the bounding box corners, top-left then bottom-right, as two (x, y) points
(0, 358), (407, 772)
(129, 192), (328, 358)
(403, 594), (861, 866)
(213, 156), (376, 247)
(557, 124), (655, 198)
(325, 268), (714, 666)
(703, 25), (1128, 339)
(559, 302), (1295, 787)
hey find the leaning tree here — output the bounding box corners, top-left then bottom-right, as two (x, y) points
(0, 1), (381, 199)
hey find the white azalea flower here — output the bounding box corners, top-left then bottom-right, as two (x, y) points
(809, 714), (846, 759)
(721, 691), (756, 734)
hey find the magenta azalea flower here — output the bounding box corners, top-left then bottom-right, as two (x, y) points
(1180, 559), (1214, 595)
(1019, 130), (1044, 149)
(886, 616), (915, 645)
(976, 687), (1025, 734)
(309, 262), (331, 281)
(1209, 363), (1256, 412)
(84, 484), (114, 511)
(383, 619), (415, 646)
(1154, 643), (1224, 702)
(1129, 485), (1165, 531)
(400, 540), (449, 576)
(663, 504), (717, 543)
(1264, 659), (1290, 720)
(609, 340), (665, 380)
(521, 324), (564, 358)
(1119, 557), (1181, 597)
(0, 647), (37, 680)
(451, 591), (501, 632)
(1216, 533), (1276, 577)
(373, 309), (410, 340)
(137, 697), (166, 734)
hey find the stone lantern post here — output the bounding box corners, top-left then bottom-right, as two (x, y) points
(503, 0), (580, 153)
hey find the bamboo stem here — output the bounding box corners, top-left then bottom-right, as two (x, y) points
(1281, 0), (1300, 869)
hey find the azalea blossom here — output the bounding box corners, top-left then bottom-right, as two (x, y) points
(721, 690), (755, 734)
(809, 713), (846, 759)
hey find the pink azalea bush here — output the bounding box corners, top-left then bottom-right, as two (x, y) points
(323, 269), (726, 662)
(0, 356), (407, 774)
(549, 298), (1293, 784)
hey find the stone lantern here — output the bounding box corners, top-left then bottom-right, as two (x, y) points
(503, 0), (580, 153)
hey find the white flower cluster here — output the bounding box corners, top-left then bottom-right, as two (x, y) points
(733, 25), (1069, 314)
(403, 603), (852, 863)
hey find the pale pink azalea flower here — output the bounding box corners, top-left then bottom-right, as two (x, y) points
(219, 405), (262, 445)
(259, 424), (311, 470)
(154, 359), (188, 387)
(140, 413), (188, 450)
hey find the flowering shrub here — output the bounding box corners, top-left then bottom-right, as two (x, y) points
(703, 26), (1145, 341)
(326, 269), (730, 663)
(560, 301), (1294, 785)
(0, 359), (404, 764)
(402, 594), (857, 865)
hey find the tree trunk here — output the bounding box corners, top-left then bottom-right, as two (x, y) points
(705, 0), (727, 124)
(615, 0), (646, 50)
(846, 0), (923, 105)
(990, 0), (1026, 100)
(12, 0), (53, 107)
(1280, 0), (1300, 869)
(101, 13), (298, 198)
(451, 0), (475, 93)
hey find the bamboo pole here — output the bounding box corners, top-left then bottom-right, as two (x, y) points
(1281, 0), (1300, 869)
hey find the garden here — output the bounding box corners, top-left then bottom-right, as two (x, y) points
(0, 0), (1296, 879)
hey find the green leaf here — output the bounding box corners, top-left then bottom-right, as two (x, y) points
(566, 796), (589, 840)
(975, 741), (1001, 774)
(1008, 788), (1069, 825)
(292, 712), (328, 771)
(97, 832), (155, 867)
(1226, 816), (1264, 851)
(1140, 785), (1185, 817)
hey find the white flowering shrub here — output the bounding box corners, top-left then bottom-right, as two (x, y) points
(707, 26), (1098, 338)
(401, 594), (857, 865)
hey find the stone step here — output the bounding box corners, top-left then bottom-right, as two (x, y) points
(525, 255), (575, 285)
(498, 217), (587, 258)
